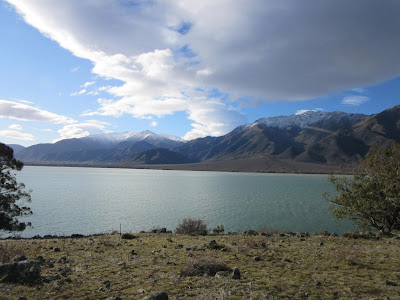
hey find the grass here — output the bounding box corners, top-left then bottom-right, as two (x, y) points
(0, 232), (399, 299)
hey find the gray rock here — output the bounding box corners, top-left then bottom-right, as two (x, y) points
(385, 280), (397, 286)
(232, 267), (241, 280)
(146, 291), (168, 300)
(0, 260), (41, 284)
(58, 266), (72, 276)
(13, 255), (27, 262)
(43, 274), (61, 283)
(254, 256), (261, 261)
(215, 271), (230, 278)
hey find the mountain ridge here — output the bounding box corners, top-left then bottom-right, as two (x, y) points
(8, 105), (400, 173)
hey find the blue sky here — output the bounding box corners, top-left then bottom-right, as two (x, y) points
(0, 1), (399, 146)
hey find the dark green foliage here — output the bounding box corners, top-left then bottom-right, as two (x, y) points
(325, 142), (400, 233)
(0, 143), (32, 231)
(121, 233), (137, 240)
(175, 218), (208, 235)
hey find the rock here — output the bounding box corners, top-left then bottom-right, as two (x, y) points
(16, 297), (27, 300)
(118, 262), (127, 269)
(175, 244), (183, 249)
(146, 291), (168, 300)
(13, 255), (27, 262)
(0, 260), (41, 284)
(254, 256), (261, 262)
(243, 230), (258, 236)
(209, 240), (217, 245)
(319, 242), (324, 246)
(43, 274), (61, 283)
(385, 280), (397, 286)
(35, 256), (45, 264)
(130, 250), (137, 255)
(54, 247), (61, 252)
(157, 228), (167, 233)
(215, 271), (230, 278)
(57, 257), (68, 263)
(282, 258), (292, 263)
(187, 253), (194, 257)
(104, 280), (111, 289)
(232, 267), (241, 280)
(330, 233), (338, 237)
(137, 288), (146, 294)
(315, 280), (322, 286)
(58, 266), (72, 276)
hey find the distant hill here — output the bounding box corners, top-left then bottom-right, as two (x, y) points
(7, 144), (26, 155)
(124, 148), (194, 165)
(15, 131), (185, 164)
(11, 105), (400, 173)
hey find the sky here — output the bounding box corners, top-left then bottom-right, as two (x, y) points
(0, 1), (400, 147)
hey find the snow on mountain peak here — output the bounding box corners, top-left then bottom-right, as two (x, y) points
(254, 111), (366, 129)
(84, 130), (185, 144)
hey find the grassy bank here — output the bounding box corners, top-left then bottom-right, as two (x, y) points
(1, 232), (399, 299)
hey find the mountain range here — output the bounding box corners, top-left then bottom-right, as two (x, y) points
(8, 104), (400, 173)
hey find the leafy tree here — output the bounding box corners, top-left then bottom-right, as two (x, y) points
(0, 143), (32, 231)
(324, 142), (400, 233)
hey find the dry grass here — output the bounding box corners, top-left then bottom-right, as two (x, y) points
(0, 232), (399, 299)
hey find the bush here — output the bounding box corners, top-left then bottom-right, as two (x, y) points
(121, 233), (137, 240)
(180, 257), (231, 276)
(175, 218), (208, 235)
(325, 142), (400, 233)
(212, 225), (224, 235)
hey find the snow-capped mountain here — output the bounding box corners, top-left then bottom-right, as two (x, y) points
(83, 130), (185, 144)
(12, 105), (400, 171)
(15, 131), (186, 164)
(254, 111), (367, 129)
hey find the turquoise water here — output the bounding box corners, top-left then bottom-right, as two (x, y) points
(9, 166), (355, 237)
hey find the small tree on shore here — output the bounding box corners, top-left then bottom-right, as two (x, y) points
(324, 142), (400, 233)
(0, 143), (32, 231)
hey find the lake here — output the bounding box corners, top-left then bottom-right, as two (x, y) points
(7, 166), (355, 237)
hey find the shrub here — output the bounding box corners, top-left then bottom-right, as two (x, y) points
(325, 142), (400, 233)
(175, 218), (208, 235)
(212, 225), (224, 235)
(181, 257), (231, 276)
(121, 233), (137, 240)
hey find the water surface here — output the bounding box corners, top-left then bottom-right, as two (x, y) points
(9, 166), (355, 237)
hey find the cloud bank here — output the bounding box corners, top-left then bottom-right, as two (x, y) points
(6, 0), (400, 139)
(0, 99), (75, 124)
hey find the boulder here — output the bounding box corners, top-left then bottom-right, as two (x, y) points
(146, 291), (168, 300)
(0, 260), (41, 284)
(232, 267), (241, 280)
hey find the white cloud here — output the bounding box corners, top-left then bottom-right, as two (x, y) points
(295, 108), (323, 115)
(42, 128), (54, 132)
(7, 0), (400, 138)
(341, 95), (370, 106)
(0, 130), (34, 141)
(83, 81), (95, 88)
(55, 121), (112, 142)
(70, 89), (86, 96)
(71, 66), (80, 72)
(8, 124), (23, 130)
(0, 99), (76, 124)
(10, 98), (34, 104)
(150, 121), (158, 127)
